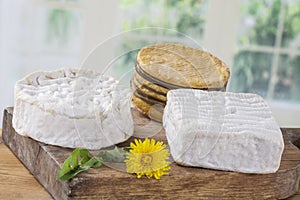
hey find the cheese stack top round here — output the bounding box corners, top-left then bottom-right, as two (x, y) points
(136, 43), (230, 89)
(12, 68), (134, 149)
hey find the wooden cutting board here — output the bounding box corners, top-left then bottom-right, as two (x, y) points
(2, 107), (300, 200)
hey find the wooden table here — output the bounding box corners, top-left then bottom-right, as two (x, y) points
(0, 128), (299, 200)
(0, 129), (52, 199)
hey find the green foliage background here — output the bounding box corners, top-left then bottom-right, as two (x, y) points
(231, 0), (300, 101)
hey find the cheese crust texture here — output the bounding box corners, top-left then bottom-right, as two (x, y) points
(163, 89), (284, 173)
(12, 68), (134, 149)
(137, 43), (230, 89)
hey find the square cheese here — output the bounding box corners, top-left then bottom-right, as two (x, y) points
(163, 89), (284, 173)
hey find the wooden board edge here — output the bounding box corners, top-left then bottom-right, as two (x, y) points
(2, 107), (69, 200)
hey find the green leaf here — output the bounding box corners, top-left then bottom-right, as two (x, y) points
(69, 148), (80, 169)
(91, 157), (104, 168)
(56, 148), (103, 181)
(81, 157), (103, 169)
(56, 148), (81, 179)
(97, 147), (127, 163)
(56, 147), (129, 181)
(57, 166), (86, 181)
(79, 148), (92, 165)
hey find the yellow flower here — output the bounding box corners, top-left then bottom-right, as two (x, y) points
(125, 138), (170, 179)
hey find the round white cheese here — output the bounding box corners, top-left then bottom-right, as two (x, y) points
(12, 68), (134, 149)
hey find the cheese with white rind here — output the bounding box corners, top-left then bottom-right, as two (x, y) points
(12, 68), (134, 149)
(163, 89), (284, 173)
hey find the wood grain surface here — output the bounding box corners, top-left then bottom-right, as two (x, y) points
(0, 130), (52, 199)
(1, 107), (300, 200)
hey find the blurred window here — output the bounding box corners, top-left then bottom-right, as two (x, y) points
(230, 0), (300, 103)
(0, 0), (84, 125)
(112, 0), (208, 79)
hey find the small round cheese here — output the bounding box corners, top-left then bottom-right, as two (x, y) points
(136, 43), (230, 89)
(12, 68), (134, 149)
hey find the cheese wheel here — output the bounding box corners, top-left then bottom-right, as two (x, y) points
(12, 68), (134, 149)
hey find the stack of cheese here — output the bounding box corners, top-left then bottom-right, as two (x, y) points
(12, 68), (134, 150)
(131, 43), (230, 122)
